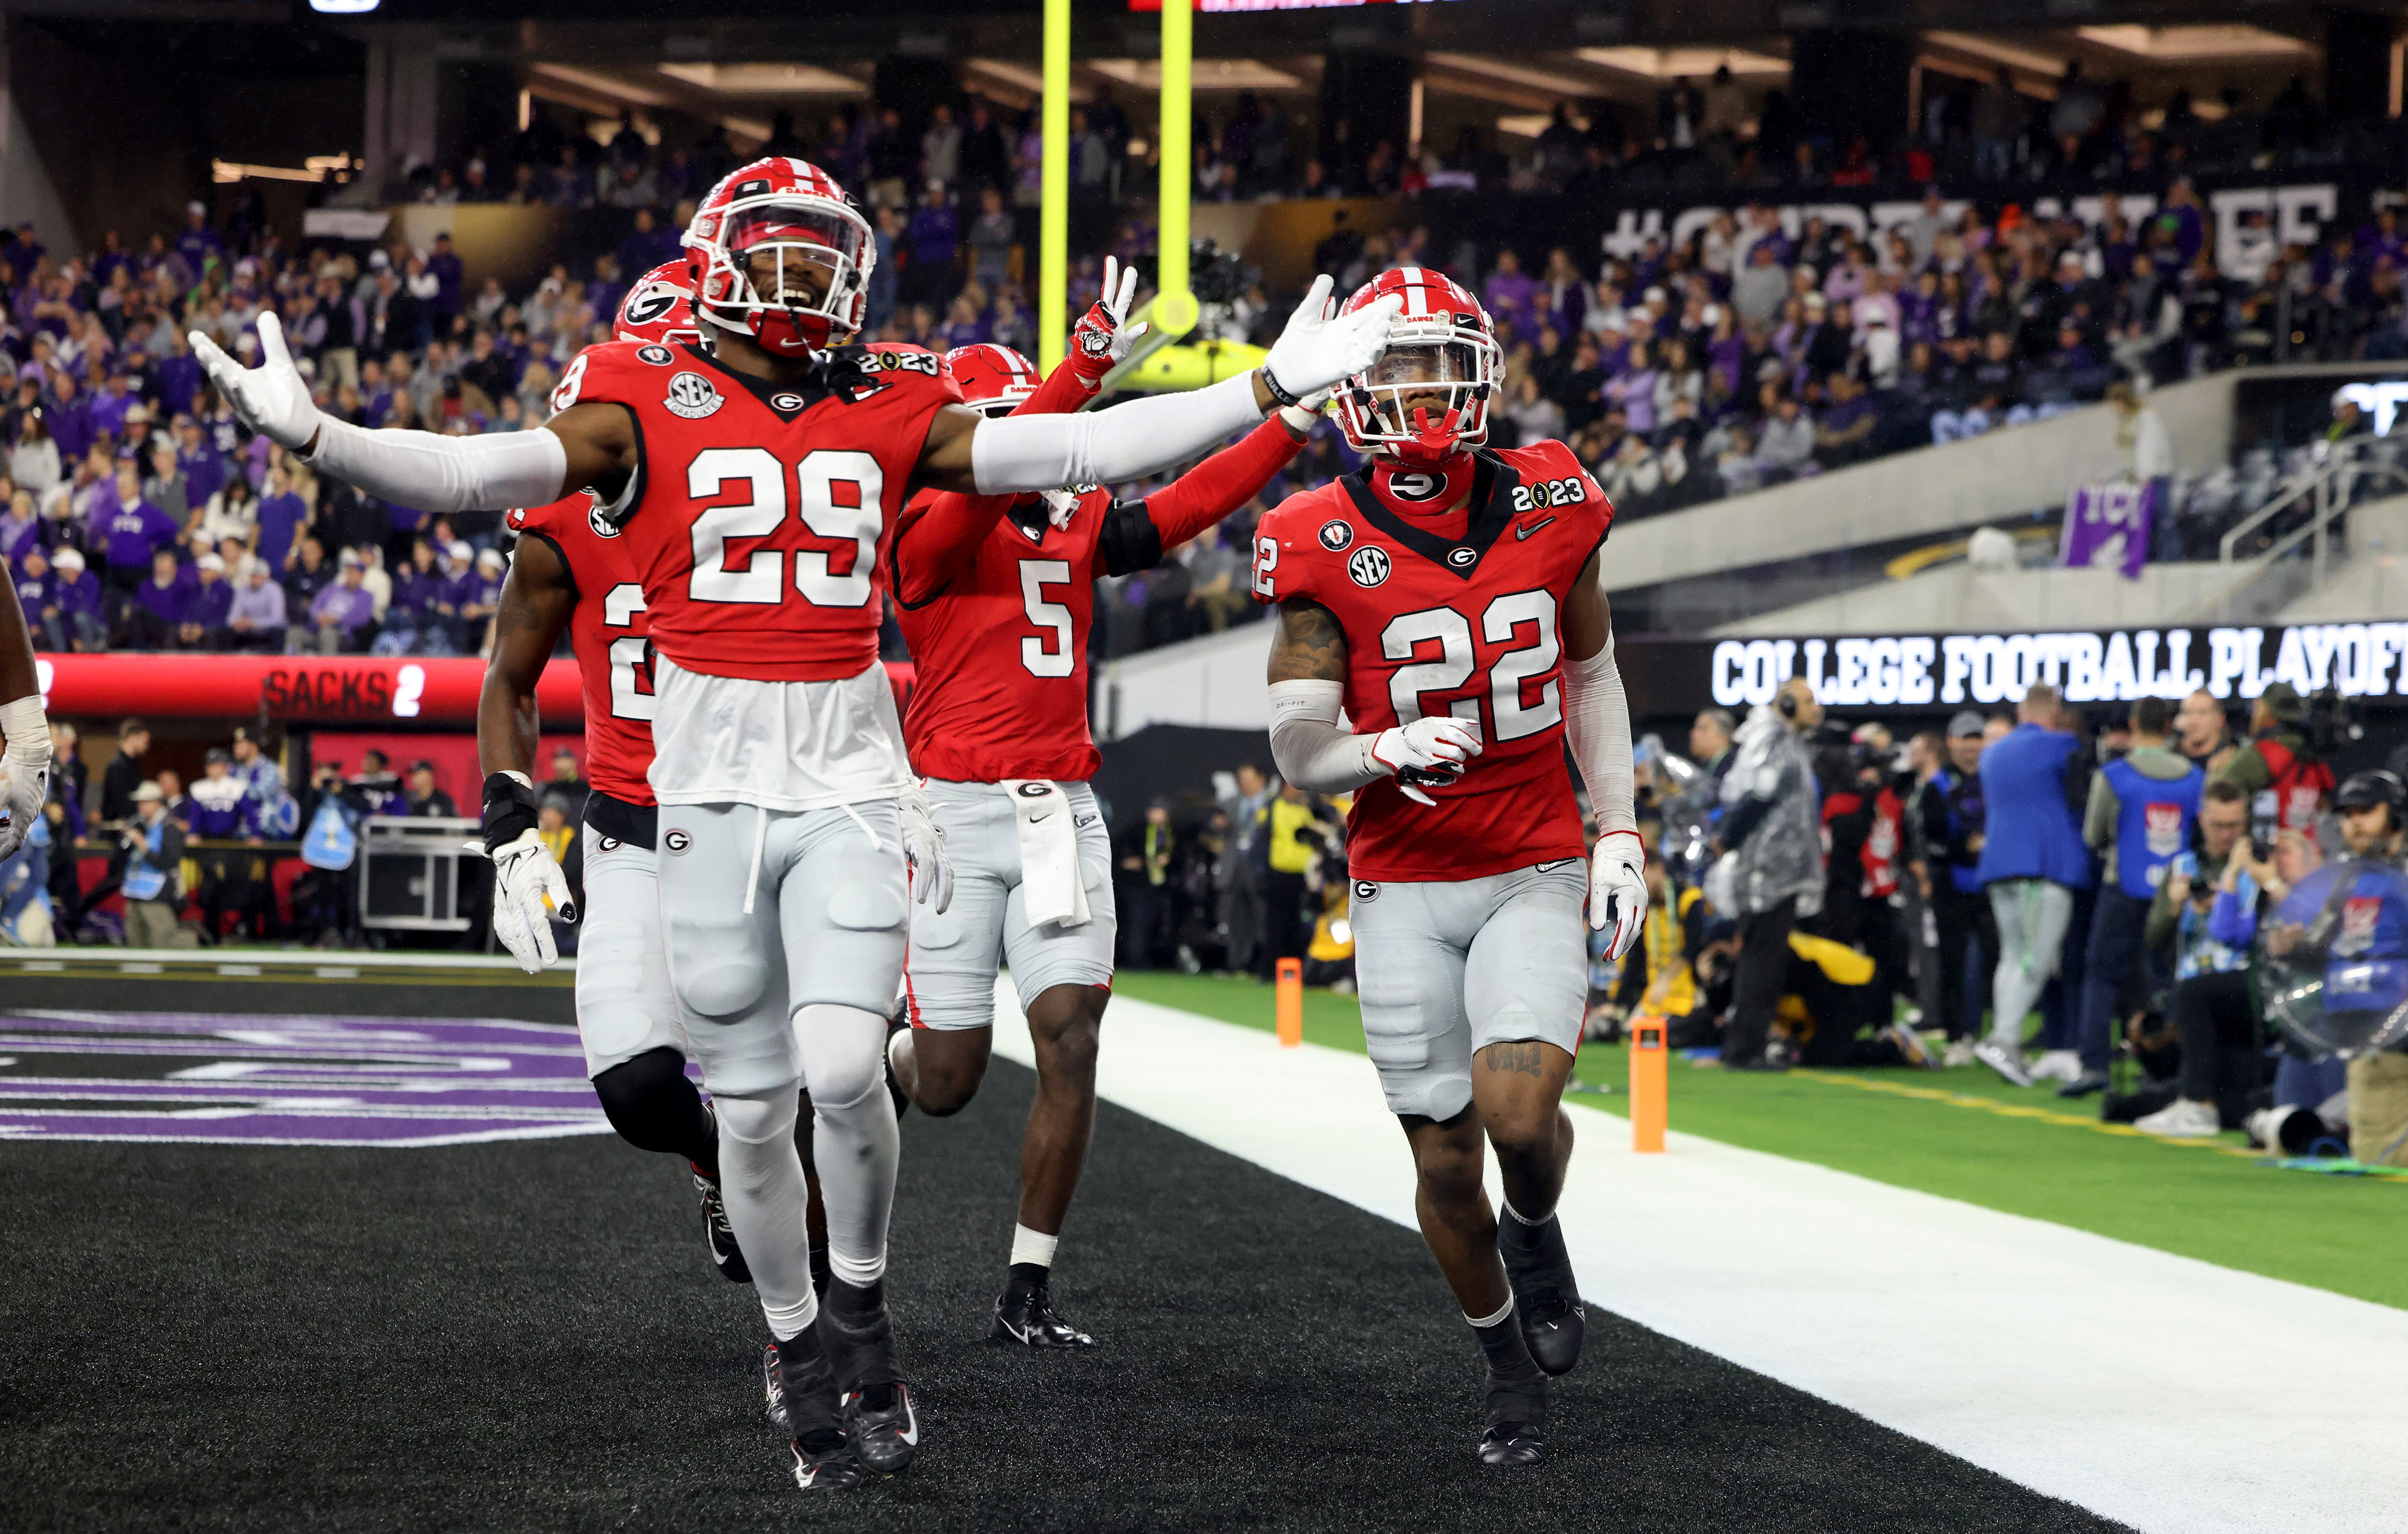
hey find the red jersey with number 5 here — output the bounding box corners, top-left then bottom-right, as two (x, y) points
(505, 492), (656, 806)
(893, 418), (1306, 783)
(1250, 441), (1611, 882)
(552, 338), (961, 682)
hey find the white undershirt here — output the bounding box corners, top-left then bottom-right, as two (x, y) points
(646, 656), (910, 811)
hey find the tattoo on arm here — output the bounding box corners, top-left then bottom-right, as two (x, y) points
(1268, 598), (1348, 683)
(494, 581), (546, 636)
(1482, 1041), (1547, 1078)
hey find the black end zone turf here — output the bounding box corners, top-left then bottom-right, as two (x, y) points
(0, 1042), (2128, 1532)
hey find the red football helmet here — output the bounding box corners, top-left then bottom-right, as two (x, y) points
(684, 157), (875, 358)
(945, 344), (1041, 419)
(1334, 267), (1501, 468)
(614, 261), (701, 345)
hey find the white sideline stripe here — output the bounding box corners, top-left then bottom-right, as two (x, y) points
(989, 977), (2408, 1534)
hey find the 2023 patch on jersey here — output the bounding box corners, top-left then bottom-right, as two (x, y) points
(1252, 441), (1611, 883)
(506, 492), (656, 807)
(553, 339), (962, 683)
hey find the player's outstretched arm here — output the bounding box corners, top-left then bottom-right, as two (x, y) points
(475, 537), (579, 973)
(1265, 598), (1481, 806)
(910, 275), (1400, 498)
(1561, 550), (1645, 956)
(1120, 402), (1320, 567)
(190, 312), (635, 514)
(0, 568), (48, 860)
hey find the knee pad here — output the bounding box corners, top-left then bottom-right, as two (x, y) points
(591, 1047), (703, 1155)
(793, 1004), (889, 1111)
(713, 1084), (801, 1147)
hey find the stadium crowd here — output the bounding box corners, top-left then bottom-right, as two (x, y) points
(0, 71), (2403, 663)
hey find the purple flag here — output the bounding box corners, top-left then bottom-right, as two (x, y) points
(2061, 480), (2158, 580)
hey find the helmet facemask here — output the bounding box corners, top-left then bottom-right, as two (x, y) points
(690, 200), (872, 358)
(1341, 327), (1497, 469)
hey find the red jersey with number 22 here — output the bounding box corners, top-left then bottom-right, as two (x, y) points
(1250, 441), (1611, 883)
(551, 339), (961, 682)
(505, 493), (656, 806)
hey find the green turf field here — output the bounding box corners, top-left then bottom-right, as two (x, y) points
(1112, 971), (2408, 1311)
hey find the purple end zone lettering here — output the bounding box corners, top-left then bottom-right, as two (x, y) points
(0, 1011), (625, 1148)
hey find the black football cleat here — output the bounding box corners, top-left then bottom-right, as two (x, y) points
(990, 1273), (1095, 1349)
(819, 1277), (919, 1475)
(690, 1161), (750, 1284)
(790, 1430), (867, 1492)
(1479, 1375), (1549, 1467)
(1497, 1211), (1585, 1376)
(769, 1330), (864, 1491)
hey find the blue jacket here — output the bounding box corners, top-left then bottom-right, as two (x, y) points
(1976, 724), (2094, 889)
(2103, 754), (2202, 900)
(2277, 861), (2408, 1019)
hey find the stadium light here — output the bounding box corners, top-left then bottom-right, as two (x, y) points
(308, 0), (381, 12)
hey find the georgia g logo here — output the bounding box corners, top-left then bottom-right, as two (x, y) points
(1386, 471), (1445, 503)
(623, 286), (680, 329)
(663, 829), (692, 855)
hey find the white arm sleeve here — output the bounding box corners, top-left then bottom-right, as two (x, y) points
(304, 418), (570, 515)
(970, 371), (1267, 495)
(1267, 679), (1383, 796)
(1562, 634), (1637, 838)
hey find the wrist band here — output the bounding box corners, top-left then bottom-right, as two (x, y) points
(480, 772), (538, 858)
(0, 694), (46, 755)
(1258, 365), (1302, 410)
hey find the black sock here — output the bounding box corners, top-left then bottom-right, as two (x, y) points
(1471, 1304), (1541, 1384)
(808, 1243), (830, 1298)
(1005, 1260), (1049, 1297)
(1497, 1203), (1565, 1268)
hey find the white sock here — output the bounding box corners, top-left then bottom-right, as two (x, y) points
(1010, 1223), (1060, 1270)
(712, 1087), (820, 1339)
(1465, 1295), (1515, 1329)
(795, 1003), (899, 1290)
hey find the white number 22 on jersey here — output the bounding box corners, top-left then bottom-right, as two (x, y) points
(603, 582), (654, 722)
(1380, 589), (1562, 744)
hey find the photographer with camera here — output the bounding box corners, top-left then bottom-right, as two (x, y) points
(116, 781), (188, 948)
(2211, 682), (2335, 844)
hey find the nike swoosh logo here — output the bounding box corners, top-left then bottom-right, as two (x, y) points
(1536, 859), (1575, 871)
(1029, 812), (1054, 823)
(1515, 516), (1556, 540)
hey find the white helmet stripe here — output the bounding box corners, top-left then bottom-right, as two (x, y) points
(1398, 267), (1427, 317)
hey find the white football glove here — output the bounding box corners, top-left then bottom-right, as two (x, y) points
(1277, 387), (1333, 436)
(0, 738), (49, 862)
(489, 827), (575, 974)
(1262, 274), (1401, 403)
(1590, 829), (1647, 960)
(898, 781), (954, 914)
(1368, 715), (1483, 807)
(189, 311), (322, 453)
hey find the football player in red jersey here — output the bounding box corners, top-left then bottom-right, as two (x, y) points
(472, 270), (784, 1289)
(1249, 268), (1647, 1469)
(192, 155), (1399, 1493)
(884, 341), (1322, 1350)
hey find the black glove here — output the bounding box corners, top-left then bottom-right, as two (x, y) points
(480, 772), (539, 858)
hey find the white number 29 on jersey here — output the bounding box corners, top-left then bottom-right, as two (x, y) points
(603, 582), (654, 722)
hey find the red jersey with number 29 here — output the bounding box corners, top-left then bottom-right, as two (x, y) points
(552, 339), (961, 682)
(505, 492), (656, 806)
(1250, 441), (1612, 883)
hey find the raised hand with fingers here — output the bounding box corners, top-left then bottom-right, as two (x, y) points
(1069, 255), (1149, 385)
(188, 311), (323, 454)
(1261, 274), (1401, 405)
